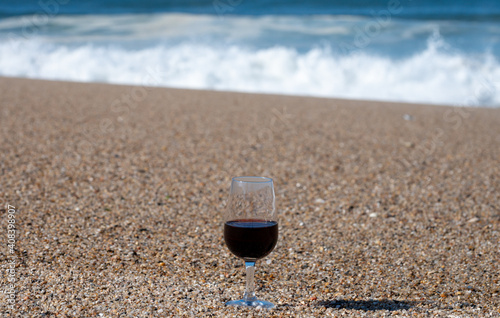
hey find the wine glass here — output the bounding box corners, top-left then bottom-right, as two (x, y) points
(223, 176), (279, 308)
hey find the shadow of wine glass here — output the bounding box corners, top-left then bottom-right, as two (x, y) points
(317, 299), (417, 311)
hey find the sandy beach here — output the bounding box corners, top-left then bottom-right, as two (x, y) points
(0, 77), (499, 317)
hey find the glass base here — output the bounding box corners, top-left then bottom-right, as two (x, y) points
(225, 298), (275, 309)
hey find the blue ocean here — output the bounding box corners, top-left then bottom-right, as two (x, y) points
(1, 0), (499, 106)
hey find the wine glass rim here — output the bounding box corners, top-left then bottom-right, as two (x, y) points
(232, 176), (273, 183)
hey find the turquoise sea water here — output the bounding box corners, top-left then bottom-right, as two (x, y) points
(0, 0), (499, 106)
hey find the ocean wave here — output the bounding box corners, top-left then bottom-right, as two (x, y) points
(1, 35), (499, 107)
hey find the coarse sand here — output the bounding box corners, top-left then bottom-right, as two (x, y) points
(0, 77), (499, 317)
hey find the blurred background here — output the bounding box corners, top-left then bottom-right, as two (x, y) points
(0, 0), (499, 107)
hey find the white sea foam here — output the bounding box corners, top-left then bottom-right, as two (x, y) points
(0, 14), (499, 107)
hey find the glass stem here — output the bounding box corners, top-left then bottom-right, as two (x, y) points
(243, 261), (257, 302)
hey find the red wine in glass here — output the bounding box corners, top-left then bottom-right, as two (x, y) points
(224, 219), (278, 260)
(223, 176), (278, 308)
